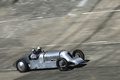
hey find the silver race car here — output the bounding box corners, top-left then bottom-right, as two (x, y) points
(13, 49), (85, 72)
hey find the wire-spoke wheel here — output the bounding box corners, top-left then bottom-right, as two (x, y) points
(56, 58), (69, 71)
(16, 60), (29, 72)
(72, 49), (85, 60)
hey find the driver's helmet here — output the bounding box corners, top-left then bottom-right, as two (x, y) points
(37, 46), (42, 51)
(31, 48), (36, 52)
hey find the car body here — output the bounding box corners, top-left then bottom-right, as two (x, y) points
(13, 49), (85, 72)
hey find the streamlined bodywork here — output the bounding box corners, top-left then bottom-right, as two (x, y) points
(13, 49), (85, 72)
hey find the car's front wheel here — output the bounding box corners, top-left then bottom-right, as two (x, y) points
(56, 58), (69, 71)
(72, 49), (85, 60)
(16, 60), (29, 72)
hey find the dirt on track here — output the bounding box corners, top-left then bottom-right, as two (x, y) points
(0, 0), (120, 80)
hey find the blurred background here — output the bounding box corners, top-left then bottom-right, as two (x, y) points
(0, 0), (120, 80)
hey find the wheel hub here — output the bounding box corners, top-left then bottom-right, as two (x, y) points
(75, 53), (81, 58)
(17, 62), (25, 71)
(59, 60), (66, 67)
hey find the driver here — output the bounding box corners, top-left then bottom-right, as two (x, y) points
(36, 46), (42, 55)
(30, 48), (38, 60)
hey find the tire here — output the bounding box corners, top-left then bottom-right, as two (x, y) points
(56, 58), (69, 71)
(16, 60), (29, 72)
(72, 49), (85, 60)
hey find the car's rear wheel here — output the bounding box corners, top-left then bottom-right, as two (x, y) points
(56, 58), (69, 71)
(16, 60), (29, 72)
(72, 49), (85, 60)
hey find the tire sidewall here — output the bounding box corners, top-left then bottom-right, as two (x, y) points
(72, 49), (85, 60)
(16, 59), (29, 72)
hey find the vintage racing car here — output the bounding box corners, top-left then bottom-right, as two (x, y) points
(13, 49), (85, 72)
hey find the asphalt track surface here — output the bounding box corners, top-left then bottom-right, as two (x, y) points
(0, 0), (120, 80)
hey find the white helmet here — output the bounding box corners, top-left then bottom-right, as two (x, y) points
(31, 48), (36, 52)
(37, 46), (41, 50)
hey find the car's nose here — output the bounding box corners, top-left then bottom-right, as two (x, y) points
(72, 58), (84, 65)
